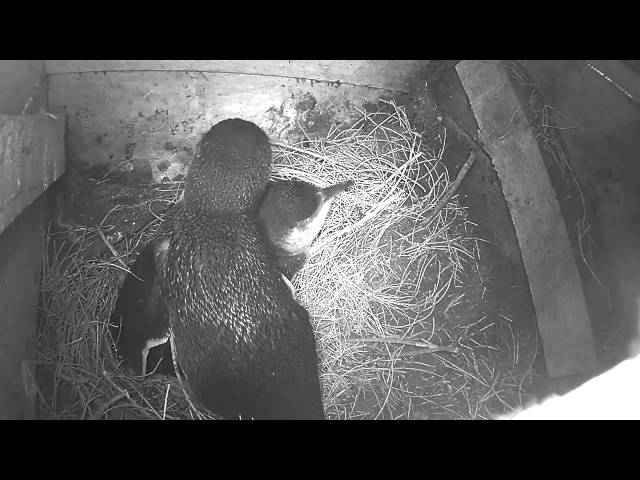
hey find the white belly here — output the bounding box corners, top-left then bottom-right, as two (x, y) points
(279, 194), (334, 255)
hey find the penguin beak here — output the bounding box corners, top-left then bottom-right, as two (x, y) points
(321, 180), (354, 200)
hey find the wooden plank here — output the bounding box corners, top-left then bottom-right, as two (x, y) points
(45, 60), (429, 93)
(48, 71), (387, 183)
(0, 112), (66, 235)
(456, 60), (598, 378)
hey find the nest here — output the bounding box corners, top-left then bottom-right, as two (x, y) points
(35, 99), (536, 420)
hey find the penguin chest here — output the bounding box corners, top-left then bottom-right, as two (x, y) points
(278, 195), (334, 255)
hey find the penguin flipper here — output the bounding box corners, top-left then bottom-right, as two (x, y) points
(276, 251), (309, 280)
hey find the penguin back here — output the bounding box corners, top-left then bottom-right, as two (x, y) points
(161, 210), (324, 419)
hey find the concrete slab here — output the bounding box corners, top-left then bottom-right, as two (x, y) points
(456, 60), (599, 378)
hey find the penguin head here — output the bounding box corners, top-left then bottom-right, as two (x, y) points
(259, 179), (353, 255)
(260, 180), (320, 229)
(185, 118), (272, 214)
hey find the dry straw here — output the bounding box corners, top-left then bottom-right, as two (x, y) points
(35, 99), (534, 420)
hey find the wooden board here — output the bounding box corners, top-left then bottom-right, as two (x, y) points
(456, 60), (598, 378)
(48, 71), (392, 183)
(0, 112), (66, 235)
(45, 60), (429, 94)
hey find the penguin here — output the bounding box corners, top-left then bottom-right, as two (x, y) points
(109, 205), (181, 377)
(109, 194), (299, 378)
(129, 118), (324, 419)
(258, 179), (353, 278)
(109, 178), (347, 378)
(163, 118), (324, 419)
(111, 164), (350, 381)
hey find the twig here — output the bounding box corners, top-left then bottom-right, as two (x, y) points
(96, 228), (128, 271)
(272, 142), (336, 163)
(394, 346), (460, 356)
(424, 151), (477, 225)
(169, 332), (201, 418)
(89, 392), (128, 420)
(162, 384), (170, 420)
(346, 337), (459, 354)
(441, 112), (492, 159)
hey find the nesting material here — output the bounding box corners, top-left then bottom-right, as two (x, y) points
(37, 220), (213, 420)
(271, 101), (478, 418)
(36, 100), (535, 420)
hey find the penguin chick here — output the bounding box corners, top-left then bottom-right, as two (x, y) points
(258, 179), (353, 278)
(109, 205), (181, 377)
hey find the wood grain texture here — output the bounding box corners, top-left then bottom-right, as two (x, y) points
(0, 112), (66, 235)
(48, 71), (393, 182)
(456, 60), (598, 378)
(45, 60), (429, 93)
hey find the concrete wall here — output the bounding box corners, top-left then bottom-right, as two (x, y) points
(0, 60), (49, 419)
(522, 60), (640, 366)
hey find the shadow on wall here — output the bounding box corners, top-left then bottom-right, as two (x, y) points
(0, 60), (50, 419)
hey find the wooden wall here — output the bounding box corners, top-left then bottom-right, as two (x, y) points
(0, 60), (51, 419)
(47, 60), (429, 184)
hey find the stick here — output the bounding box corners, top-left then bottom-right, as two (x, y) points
(394, 346), (460, 356)
(441, 112), (492, 159)
(169, 332), (200, 418)
(271, 142), (335, 163)
(424, 150), (477, 225)
(346, 337), (459, 354)
(96, 228), (129, 271)
(89, 392), (128, 420)
(162, 384), (170, 421)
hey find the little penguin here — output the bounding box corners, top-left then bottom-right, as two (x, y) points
(111, 151), (349, 382)
(258, 179), (353, 278)
(163, 118), (324, 419)
(110, 193), (299, 377)
(110, 122), (295, 377)
(109, 204), (182, 377)
(126, 118), (323, 419)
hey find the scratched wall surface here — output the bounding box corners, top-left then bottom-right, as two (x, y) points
(48, 61), (429, 184)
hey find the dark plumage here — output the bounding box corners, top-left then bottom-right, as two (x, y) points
(165, 118), (323, 419)
(184, 118), (272, 214)
(109, 204), (182, 377)
(109, 236), (170, 376)
(162, 209), (323, 419)
(114, 118), (324, 419)
(109, 194), (303, 378)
